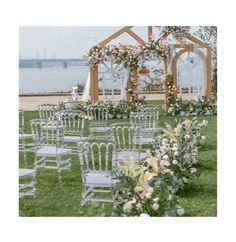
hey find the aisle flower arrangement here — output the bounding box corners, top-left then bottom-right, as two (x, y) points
(166, 96), (217, 116)
(114, 117), (207, 216)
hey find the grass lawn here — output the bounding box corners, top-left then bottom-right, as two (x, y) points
(19, 101), (217, 216)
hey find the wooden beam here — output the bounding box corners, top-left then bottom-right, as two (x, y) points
(186, 34), (210, 49)
(206, 47), (212, 97)
(98, 26), (133, 46)
(148, 26), (153, 43)
(126, 29), (147, 45)
(90, 66), (99, 104)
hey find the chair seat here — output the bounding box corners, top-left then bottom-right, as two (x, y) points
(36, 146), (72, 156)
(138, 137), (154, 145)
(19, 168), (36, 178)
(64, 135), (86, 142)
(90, 126), (111, 133)
(19, 133), (33, 139)
(117, 150), (147, 162)
(85, 171), (114, 187)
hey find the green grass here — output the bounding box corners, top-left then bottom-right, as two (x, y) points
(19, 101), (217, 216)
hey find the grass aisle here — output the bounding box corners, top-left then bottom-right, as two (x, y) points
(19, 108), (217, 216)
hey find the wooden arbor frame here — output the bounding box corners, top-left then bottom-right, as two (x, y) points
(89, 26), (212, 104)
(159, 32), (212, 99)
(89, 26), (153, 104)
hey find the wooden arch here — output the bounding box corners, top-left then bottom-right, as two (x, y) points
(89, 26), (153, 104)
(172, 47), (211, 98)
(158, 31), (212, 101)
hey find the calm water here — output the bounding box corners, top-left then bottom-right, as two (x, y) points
(19, 66), (89, 94)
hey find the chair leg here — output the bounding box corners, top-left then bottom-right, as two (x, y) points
(22, 138), (27, 165)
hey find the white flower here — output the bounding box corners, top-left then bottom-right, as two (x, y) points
(153, 197), (159, 203)
(172, 146), (178, 152)
(152, 203), (160, 211)
(172, 159), (178, 165)
(139, 213), (150, 217)
(201, 136), (206, 141)
(182, 177), (188, 183)
(134, 186), (143, 193)
(174, 151), (179, 156)
(190, 168), (197, 174)
(145, 192), (152, 199)
(185, 134), (190, 140)
(147, 187), (154, 194)
(176, 208), (185, 216)
(163, 154), (169, 160)
(160, 159), (170, 167)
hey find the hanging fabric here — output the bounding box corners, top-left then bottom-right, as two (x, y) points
(81, 72), (90, 102)
(121, 68), (130, 101)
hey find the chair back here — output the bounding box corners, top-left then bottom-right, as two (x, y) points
(78, 139), (116, 174)
(137, 105), (159, 120)
(60, 111), (85, 136)
(130, 112), (157, 129)
(30, 119), (64, 148)
(87, 106), (108, 122)
(38, 104), (57, 119)
(111, 124), (140, 151)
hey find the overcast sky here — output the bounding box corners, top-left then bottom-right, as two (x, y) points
(19, 26), (155, 59)
(19, 26), (200, 59)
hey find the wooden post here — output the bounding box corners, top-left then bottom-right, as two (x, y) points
(163, 57), (169, 100)
(126, 69), (138, 102)
(90, 66), (99, 104)
(206, 47), (212, 97)
(148, 26), (153, 43)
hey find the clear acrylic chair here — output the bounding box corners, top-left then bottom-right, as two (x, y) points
(87, 106), (110, 137)
(111, 123), (147, 163)
(137, 105), (160, 121)
(19, 110), (34, 164)
(38, 104), (58, 119)
(77, 138), (117, 206)
(62, 100), (85, 111)
(19, 168), (36, 198)
(130, 112), (161, 145)
(59, 111), (86, 154)
(31, 119), (72, 182)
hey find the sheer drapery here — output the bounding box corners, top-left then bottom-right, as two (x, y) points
(121, 68), (130, 101)
(177, 47), (207, 99)
(81, 71), (90, 102)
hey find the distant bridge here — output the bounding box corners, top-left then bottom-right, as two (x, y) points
(19, 58), (88, 68)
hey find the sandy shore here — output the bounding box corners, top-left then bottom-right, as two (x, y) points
(19, 93), (197, 111)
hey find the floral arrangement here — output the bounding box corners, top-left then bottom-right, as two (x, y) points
(85, 40), (170, 69)
(150, 117), (208, 189)
(114, 155), (184, 217)
(166, 96), (217, 116)
(162, 26), (190, 41)
(114, 117), (207, 216)
(91, 97), (146, 119)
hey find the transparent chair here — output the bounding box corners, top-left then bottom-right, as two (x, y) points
(59, 111), (86, 153)
(130, 112), (161, 145)
(19, 110), (34, 164)
(19, 168), (36, 198)
(38, 104), (58, 119)
(77, 138), (117, 206)
(111, 123), (147, 163)
(31, 119), (72, 181)
(87, 106), (110, 137)
(59, 100), (85, 111)
(137, 105), (160, 121)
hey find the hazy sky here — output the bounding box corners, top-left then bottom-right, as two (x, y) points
(19, 26), (153, 59)
(19, 26), (200, 59)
